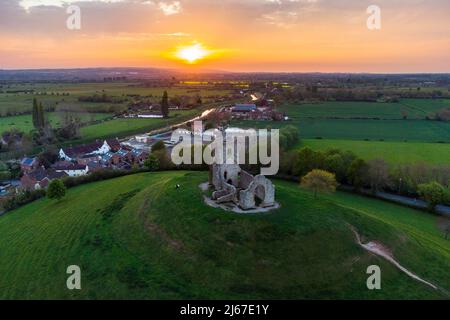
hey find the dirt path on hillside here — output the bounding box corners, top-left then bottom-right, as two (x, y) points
(349, 225), (439, 291)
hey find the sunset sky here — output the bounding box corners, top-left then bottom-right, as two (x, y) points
(0, 0), (449, 72)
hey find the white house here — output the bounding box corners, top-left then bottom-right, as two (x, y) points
(59, 140), (113, 161)
(53, 163), (89, 177)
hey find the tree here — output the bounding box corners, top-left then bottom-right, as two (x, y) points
(37, 146), (59, 169)
(367, 158), (390, 192)
(144, 154), (160, 171)
(418, 181), (445, 211)
(293, 147), (325, 178)
(301, 169), (338, 199)
(153, 149), (173, 170)
(196, 94), (202, 106)
(32, 98), (39, 129)
(32, 98), (46, 131)
(347, 158), (369, 190)
(47, 179), (67, 201)
(38, 102), (46, 129)
(161, 91), (169, 118)
(151, 140), (166, 153)
(324, 153), (346, 182)
(279, 125), (300, 150)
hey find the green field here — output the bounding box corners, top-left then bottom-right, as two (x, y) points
(300, 139), (450, 164)
(279, 99), (450, 120)
(232, 99), (450, 142)
(0, 82), (233, 144)
(79, 109), (199, 142)
(0, 82), (233, 116)
(231, 99), (450, 164)
(233, 118), (450, 142)
(0, 171), (447, 299)
(0, 112), (112, 134)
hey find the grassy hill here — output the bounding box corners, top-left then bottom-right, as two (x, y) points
(0, 171), (448, 299)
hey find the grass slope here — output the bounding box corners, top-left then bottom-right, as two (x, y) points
(0, 171), (448, 299)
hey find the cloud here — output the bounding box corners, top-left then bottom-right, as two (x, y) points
(158, 1), (182, 15)
(19, 0), (125, 11)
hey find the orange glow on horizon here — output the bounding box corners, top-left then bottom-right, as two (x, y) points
(0, 1), (449, 72)
(174, 43), (211, 64)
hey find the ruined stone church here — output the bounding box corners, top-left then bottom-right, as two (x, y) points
(209, 164), (275, 210)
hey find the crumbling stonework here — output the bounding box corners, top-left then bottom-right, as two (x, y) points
(209, 164), (276, 211)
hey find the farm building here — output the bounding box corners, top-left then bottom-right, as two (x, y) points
(231, 104), (257, 113)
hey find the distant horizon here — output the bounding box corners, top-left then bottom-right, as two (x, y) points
(1, 66), (450, 76)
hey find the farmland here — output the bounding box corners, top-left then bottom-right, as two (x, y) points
(278, 99), (450, 120)
(0, 82), (234, 115)
(0, 112), (112, 134)
(79, 109), (199, 142)
(0, 171), (447, 299)
(0, 81), (236, 147)
(231, 99), (450, 164)
(300, 139), (450, 164)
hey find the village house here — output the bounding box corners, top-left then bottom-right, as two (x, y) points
(21, 167), (68, 191)
(86, 161), (104, 173)
(100, 152), (114, 166)
(106, 138), (122, 152)
(52, 162), (89, 177)
(227, 103), (285, 121)
(77, 154), (101, 166)
(131, 149), (149, 165)
(59, 138), (121, 161)
(116, 149), (134, 164)
(20, 157), (39, 173)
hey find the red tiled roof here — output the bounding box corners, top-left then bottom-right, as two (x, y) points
(62, 141), (104, 158)
(53, 163), (87, 171)
(106, 138), (121, 151)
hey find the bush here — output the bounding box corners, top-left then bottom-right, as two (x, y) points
(418, 181), (446, 211)
(47, 179), (66, 200)
(144, 154), (160, 171)
(62, 168), (135, 189)
(3, 189), (46, 212)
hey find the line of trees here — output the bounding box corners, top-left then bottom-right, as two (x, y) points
(279, 146), (450, 211)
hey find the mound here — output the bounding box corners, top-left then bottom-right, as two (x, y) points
(0, 171), (447, 299)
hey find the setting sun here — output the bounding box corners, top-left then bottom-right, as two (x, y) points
(174, 43), (211, 64)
